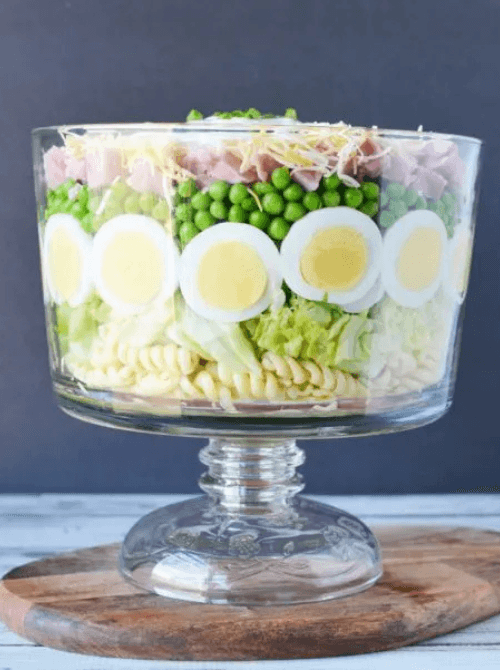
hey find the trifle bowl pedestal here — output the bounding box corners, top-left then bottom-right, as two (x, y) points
(119, 437), (381, 605)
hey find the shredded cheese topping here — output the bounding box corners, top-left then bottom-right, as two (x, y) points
(59, 121), (389, 189)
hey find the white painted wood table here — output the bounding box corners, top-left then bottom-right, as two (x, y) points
(1, 493), (500, 669)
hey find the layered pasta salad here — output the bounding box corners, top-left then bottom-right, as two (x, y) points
(38, 109), (473, 416)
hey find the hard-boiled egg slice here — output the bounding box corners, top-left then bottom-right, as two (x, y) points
(342, 277), (385, 313)
(179, 222), (282, 322)
(92, 214), (179, 315)
(43, 213), (93, 306)
(382, 210), (447, 308)
(445, 225), (473, 303)
(280, 207), (383, 306)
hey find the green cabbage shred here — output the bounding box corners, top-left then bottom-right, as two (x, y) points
(244, 296), (375, 375)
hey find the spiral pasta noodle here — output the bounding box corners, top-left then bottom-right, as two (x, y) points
(368, 344), (445, 396)
(260, 352), (368, 399)
(65, 328), (368, 404)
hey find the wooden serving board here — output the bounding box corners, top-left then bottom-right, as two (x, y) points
(1, 525), (500, 661)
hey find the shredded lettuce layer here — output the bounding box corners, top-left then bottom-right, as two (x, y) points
(56, 292), (111, 358)
(244, 296), (374, 375)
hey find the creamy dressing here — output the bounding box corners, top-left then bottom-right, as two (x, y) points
(300, 226), (368, 291)
(197, 241), (267, 310)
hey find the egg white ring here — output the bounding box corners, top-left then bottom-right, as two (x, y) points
(342, 276), (385, 313)
(444, 225), (472, 304)
(280, 207), (383, 305)
(382, 210), (448, 309)
(43, 213), (93, 307)
(179, 222), (283, 323)
(92, 214), (179, 315)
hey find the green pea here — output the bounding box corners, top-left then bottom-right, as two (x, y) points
(208, 180), (230, 201)
(283, 183), (304, 201)
(404, 189), (418, 207)
(360, 201), (379, 218)
(284, 107), (298, 119)
(50, 195), (65, 211)
(249, 210), (270, 230)
(271, 167), (291, 190)
(179, 221), (198, 244)
(437, 199), (449, 217)
(186, 109), (203, 121)
(241, 196), (258, 212)
(322, 191), (341, 207)
(173, 191), (184, 206)
(210, 200), (228, 220)
(380, 192), (390, 208)
(191, 191), (212, 210)
(323, 174), (341, 190)
(361, 182), (380, 200)
(78, 186), (89, 205)
(139, 192), (157, 213)
(104, 202), (123, 219)
(386, 182), (406, 200)
(262, 192), (285, 215)
(429, 201), (446, 218)
(228, 204), (247, 222)
(111, 181), (129, 201)
(302, 192), (322, 211)
(175, 202), (194, 222)
(177, 179), (197, 199)
(228, 183), (248, 204)
(344, 188), (364, 209)
(195, 210), (216, 231)
(92, 214), (105, 232)
(414, 195), (426, 210)
(268, 217), (290, 241)
(284, 202), (307, 222)
(253, 182), (277, 196)
(379, 211), (396, 228)
(80, 213), (93, 233)
(389, 199), (408, 219)
(57, 179), (73, 197)
(70, 202), (86, 219)
(444, 192), (458, 210)
(151, 200), (170, 221)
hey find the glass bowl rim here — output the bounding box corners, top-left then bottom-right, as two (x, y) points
(31, 122), (483, 146)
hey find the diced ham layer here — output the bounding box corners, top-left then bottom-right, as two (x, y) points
(43, 133), (464, 203)
(43, 145), (127, 190)
(382, 138), (464, 200)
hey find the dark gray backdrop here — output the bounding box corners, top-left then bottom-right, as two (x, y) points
(0, 0), (498, 494)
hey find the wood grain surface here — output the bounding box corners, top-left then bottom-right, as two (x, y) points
(1, 524), (500, 661)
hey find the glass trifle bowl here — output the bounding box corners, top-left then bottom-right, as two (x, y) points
(32, 112), (482, 605)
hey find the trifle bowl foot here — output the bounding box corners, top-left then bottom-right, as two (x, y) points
(119, 438), (382, 605)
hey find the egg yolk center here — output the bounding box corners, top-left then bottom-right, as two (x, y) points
(48, 228), (82, 301)
(397, 228), (442, 292)
(300, 226), (368, 292)
(101, 232), (163, 305)
(197, 241), (267, 311)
